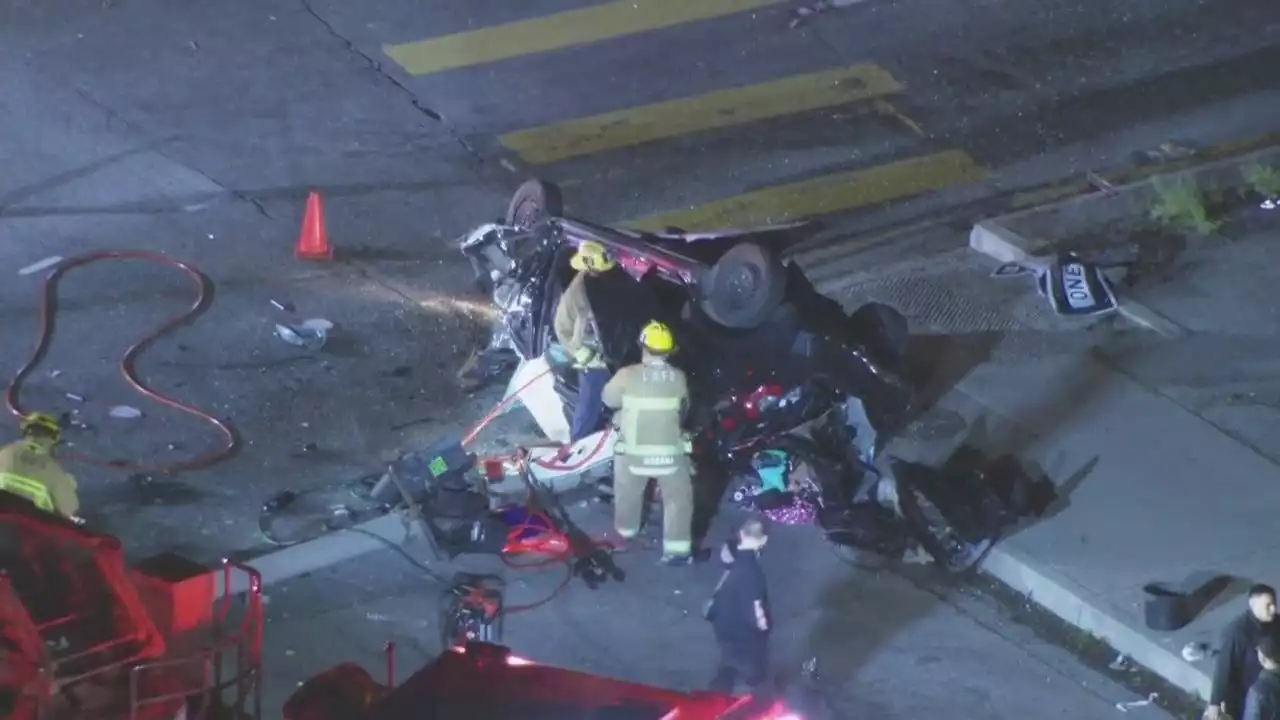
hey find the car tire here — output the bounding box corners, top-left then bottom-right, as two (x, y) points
(505, 179), (564, 227)
(699, 242), (786, 329)
(847, 302), (909, 368)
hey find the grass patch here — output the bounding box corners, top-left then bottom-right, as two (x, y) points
(1244, 163), (1280, 197)
(1149, 177), (1220, 234)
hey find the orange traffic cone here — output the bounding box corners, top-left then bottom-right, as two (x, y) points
(294, 191), (333, 260)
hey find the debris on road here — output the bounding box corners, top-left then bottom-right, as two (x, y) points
(274, 318), (333, 351)
(17, 255), (63, 276)
(1087, 171), (1119, 196)
(109, 405), (144, 420)
(1108, 653), (1131, 671)
(790, 0), (866, 28)
(270, 299), (296, 312)
(1133, 141), (1197, 165)
(1180, 642), (1206, 662)
(1114, 692), (1158, 712)
(390, 414), (434, 432)
(64, 392), (85, 403)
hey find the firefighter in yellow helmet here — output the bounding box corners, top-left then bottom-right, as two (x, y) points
(0, 413), (82, 523)
(601, 320), (695, 565)
(554, 240), (617, 448)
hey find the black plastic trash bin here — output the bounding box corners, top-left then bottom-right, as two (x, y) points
(1143, 583), (1195, 631)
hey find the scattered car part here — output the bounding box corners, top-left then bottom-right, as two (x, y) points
(275, 318), (333, 351)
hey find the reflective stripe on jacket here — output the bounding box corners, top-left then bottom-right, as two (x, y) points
(0, 472), (54, 511)
(0, 441), (79, 517)
(602, 360), (689, 465)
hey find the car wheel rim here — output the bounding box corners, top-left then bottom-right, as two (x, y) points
(725, 265), (761, 310)
(513, 199), (542, 228)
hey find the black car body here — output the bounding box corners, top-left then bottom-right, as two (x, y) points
(460, 181), (1015, 571)
(462, 181), (914, 460)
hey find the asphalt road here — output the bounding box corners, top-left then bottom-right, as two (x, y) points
(0, 0), (1275, 561)
(0, 0), (1273, 553)
(0, 0), (1270, 714)
(256, 504), (1175, 718)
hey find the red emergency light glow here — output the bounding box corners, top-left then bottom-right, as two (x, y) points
(447, 645), (533, 666)
(664, 698), (802, 720)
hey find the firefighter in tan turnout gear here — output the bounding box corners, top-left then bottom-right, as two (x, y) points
(0, 412), (83, 524)
(554, 240), (615, 451)
(602, 320), (695, 565)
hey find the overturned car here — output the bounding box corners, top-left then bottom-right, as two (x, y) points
(458, 180), (1026, 572)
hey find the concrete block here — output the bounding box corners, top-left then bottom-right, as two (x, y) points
(216, 512), (423, 596)
(968, 219), (1042, 264)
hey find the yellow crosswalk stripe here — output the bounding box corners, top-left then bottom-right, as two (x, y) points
(628, 150), (987, 232)
(385, 0), (785, 77)
(501, 65), (904, 165)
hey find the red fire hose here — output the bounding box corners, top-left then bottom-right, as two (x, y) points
(5, 250), (239, 475)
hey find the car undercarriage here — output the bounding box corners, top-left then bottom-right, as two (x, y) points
(454, 180), (1045, 572)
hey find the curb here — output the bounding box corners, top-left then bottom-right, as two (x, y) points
(810, 273), (1210, 702)
(969, 143), (1280, 338)
(1004, 132), (1280, 213)
(968, 220), (1185, 337)
(215, 512), (418, 597)
(979, 546), (1212, 701)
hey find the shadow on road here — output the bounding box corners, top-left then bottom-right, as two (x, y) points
(794, 559), (939, 715)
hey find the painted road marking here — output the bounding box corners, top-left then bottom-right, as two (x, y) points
(628, 150), (987, 232)
(500, 65), (904, 165)
(384, 0), (785, 77)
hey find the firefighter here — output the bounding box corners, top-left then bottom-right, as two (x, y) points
(0, 413), (82, 523)
(554, 240), (615, 448)
(602, 320), (695, 565)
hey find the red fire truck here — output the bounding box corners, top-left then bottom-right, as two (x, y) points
(0, 496), (262, 719)
(284, 642), (807, 720)
(0, 494), (809, 719)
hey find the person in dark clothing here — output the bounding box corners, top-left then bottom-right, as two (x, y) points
(1209, 584), (1280, 719)
(1245, 636), (1280, 720)
(706, 518), (772, 695)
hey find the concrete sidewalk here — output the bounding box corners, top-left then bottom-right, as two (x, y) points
(953, 350), (1261, 700)
(803, 255), (1240, 702)
(798, 149), (1280, 705)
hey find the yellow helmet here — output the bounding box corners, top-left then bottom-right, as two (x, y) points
(639, 320), (675, 355)
(20, 412), (61, 442)
(569, 241), (616, 273)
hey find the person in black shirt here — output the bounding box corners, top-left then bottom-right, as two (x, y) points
(1209, 584), (1279, 719)
(705, 518), (772, 695)
(1245, 635), (1280, 720)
